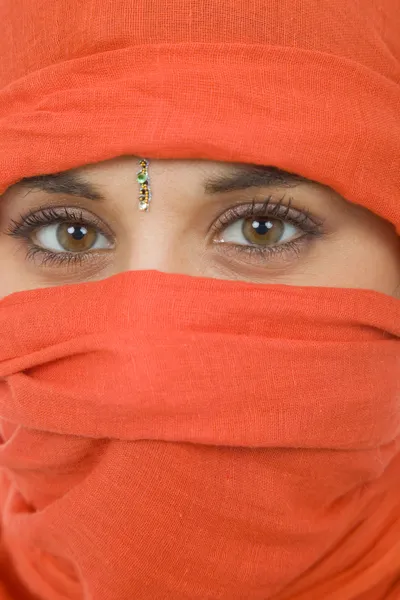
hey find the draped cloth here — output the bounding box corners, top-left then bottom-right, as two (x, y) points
(0, 1), (399, 598)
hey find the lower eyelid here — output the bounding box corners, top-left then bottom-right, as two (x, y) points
(25, 245), (111, 269)
(213, 232), (318, 263)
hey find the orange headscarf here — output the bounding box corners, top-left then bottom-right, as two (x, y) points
(0, 1), (399, 599)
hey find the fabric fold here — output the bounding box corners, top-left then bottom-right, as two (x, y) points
(0, 271), (399, 599)
(1, 44), (399, 233)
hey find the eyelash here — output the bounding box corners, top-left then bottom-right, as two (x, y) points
(211, 195), (325, 261)
(5, 196), (325, 267)
(5, 206), (113, 268)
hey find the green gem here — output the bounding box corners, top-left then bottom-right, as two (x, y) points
(137, 172), (147, 184)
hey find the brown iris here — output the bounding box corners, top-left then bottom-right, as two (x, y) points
(56, 223), (98, 252)
(242, 218), (283, 245)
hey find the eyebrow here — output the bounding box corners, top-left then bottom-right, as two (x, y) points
(204, 164), (310, 194)
(18, 171), (105, 201)
(17, 164), (310, 200)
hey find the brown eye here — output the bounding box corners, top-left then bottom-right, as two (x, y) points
(33, 222), (111, 253)
(220, 217), (299, 247)
(242, 218), (284, 246)
(56, 223), (97, 252)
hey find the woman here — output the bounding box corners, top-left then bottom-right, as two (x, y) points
(0, 1), (399, 599)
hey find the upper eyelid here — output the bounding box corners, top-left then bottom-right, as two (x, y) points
(6, 205), (115, 239)
(211, 196), (326, 233)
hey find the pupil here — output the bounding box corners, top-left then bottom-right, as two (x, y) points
(68, 225), (87, 241)
(252, 220), (272, 235)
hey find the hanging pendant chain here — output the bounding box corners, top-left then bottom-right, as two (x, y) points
(137, 159), (151, 211)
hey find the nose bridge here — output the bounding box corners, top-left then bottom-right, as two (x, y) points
(119, 159), (199, 275)
(124, 215), (167, 272)
(127, 250), (174, 273)
(123, 211), (192, 275)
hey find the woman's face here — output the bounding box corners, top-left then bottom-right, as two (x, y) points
(1, 156), (399, 298)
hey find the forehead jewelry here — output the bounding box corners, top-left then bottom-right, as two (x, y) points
(137, 158), (151, 211)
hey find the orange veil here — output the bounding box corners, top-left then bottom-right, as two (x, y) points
(0, 1), (399, 599)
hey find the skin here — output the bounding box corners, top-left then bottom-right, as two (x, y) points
(0, 156), (399, 298)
